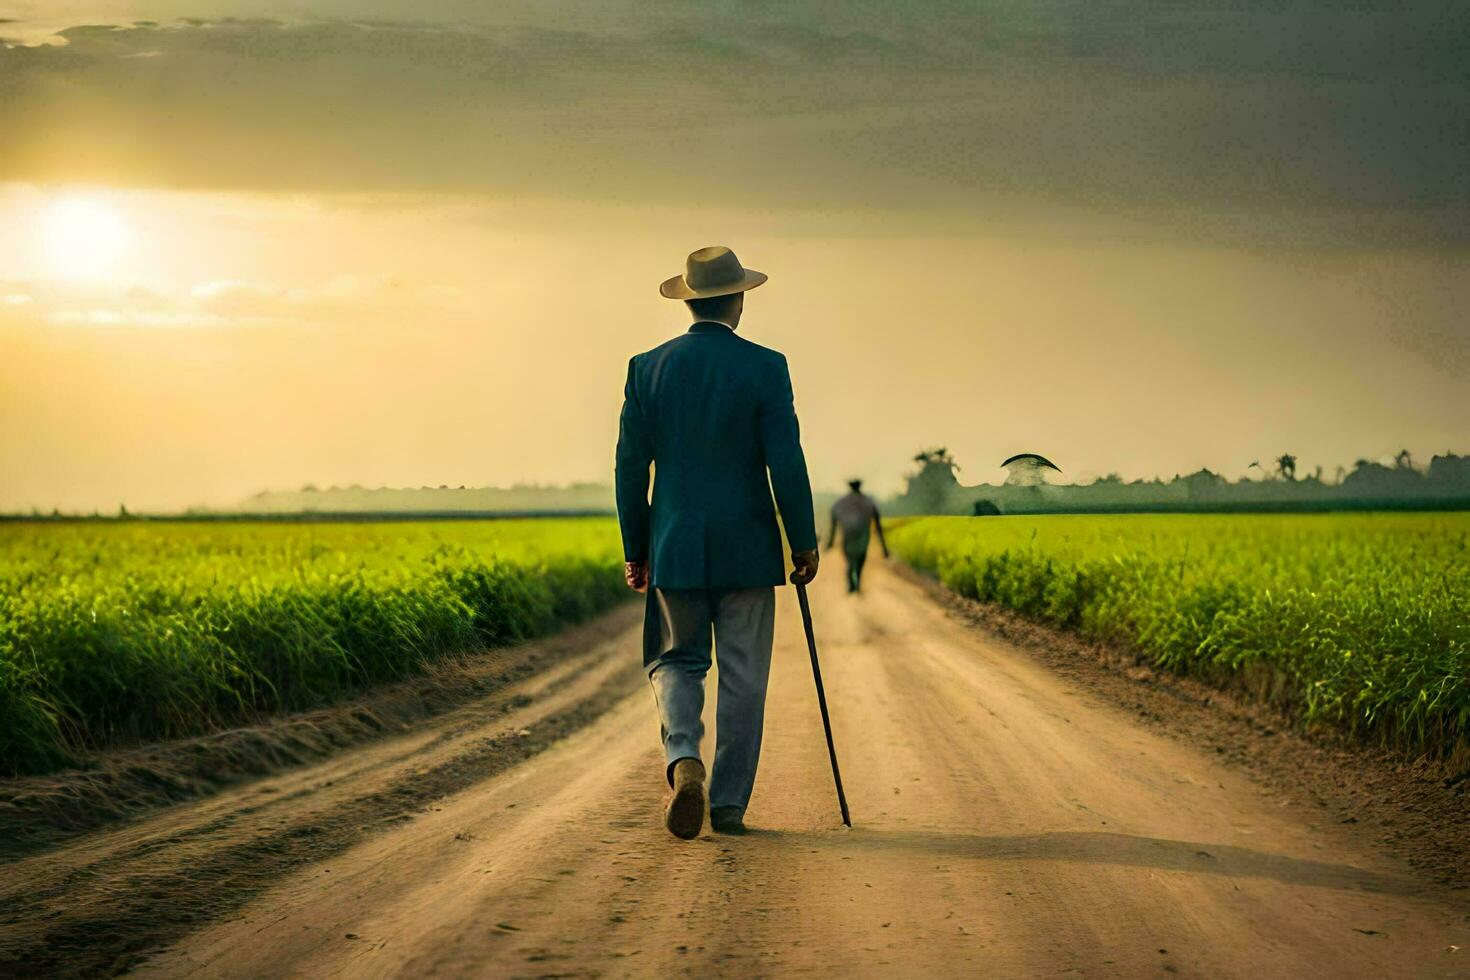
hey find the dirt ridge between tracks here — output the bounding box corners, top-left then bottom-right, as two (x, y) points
(0, 605), (646, 977)
(0, 602), (642, 860)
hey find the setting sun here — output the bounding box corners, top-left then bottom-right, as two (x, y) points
(41, 197), (131, 280)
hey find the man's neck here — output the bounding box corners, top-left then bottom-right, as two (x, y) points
(692, 318), (736, 331)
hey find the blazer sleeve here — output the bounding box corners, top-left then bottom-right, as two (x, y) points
(614, 357), (653, 563)
(759, 355), (818, 553)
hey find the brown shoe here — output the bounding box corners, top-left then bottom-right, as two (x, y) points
(665, 758), (706, 840)
(710, 806), (745, 835)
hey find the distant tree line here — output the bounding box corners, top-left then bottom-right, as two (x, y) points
(890, 449), (1470, 516)
(9, 450), (1467, 521)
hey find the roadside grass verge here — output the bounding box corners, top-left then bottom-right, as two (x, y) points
(0, 518), (626, 777)
(889, 513), (1469, 759)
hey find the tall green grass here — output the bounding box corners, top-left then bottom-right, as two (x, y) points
(0, 519), (627, 777)
(890, 514), (1469, 756)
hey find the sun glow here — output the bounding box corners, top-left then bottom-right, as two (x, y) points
(42, 197), (131, 281)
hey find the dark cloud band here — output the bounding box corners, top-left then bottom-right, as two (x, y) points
(2, 8), (1466, 245)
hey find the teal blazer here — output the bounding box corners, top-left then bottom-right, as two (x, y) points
(616, 321), (817, 590)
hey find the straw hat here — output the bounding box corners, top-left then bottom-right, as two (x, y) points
(659, 245), (768, 300)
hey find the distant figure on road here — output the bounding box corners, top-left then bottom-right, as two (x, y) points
(827, 479), (888, 593)
(616, 245), (819, 840)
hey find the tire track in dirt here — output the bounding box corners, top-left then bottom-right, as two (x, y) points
(0, 613), (646, 976)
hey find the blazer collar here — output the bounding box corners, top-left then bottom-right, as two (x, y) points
(688, 320), (734, 334)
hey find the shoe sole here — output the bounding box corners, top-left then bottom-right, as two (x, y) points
(665, 782), (704, 840)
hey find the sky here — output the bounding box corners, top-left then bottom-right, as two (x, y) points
(1, 1), (1466, 511)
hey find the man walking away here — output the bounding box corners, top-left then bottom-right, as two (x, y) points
(827, 479), (888, 594)
(616, 245), (820, 840)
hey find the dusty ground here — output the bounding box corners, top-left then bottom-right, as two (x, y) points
(3, 562), (1467, 977)
(898, 564), (1470, 890)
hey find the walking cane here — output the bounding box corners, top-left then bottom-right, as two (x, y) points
(795, 582), (852, 827)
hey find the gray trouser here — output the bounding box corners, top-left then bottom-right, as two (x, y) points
(644, 586), (776, 813)
(844, 549), (868, 593)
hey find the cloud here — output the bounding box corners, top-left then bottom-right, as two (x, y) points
(0, 8), (1465, 244)
(45, 308), (235, 328)
(6, 277), (280, 328)
(185, 274), (405, 316)
(189, 279), (276, 302)
(0, 270), (469, 331)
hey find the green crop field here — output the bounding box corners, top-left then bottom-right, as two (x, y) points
(890, 513), (1469, 757)
(0, 518), (626, 777)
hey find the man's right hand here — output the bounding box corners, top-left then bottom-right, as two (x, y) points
(624, 560), (649, 593)
(790, 549), (819, 586)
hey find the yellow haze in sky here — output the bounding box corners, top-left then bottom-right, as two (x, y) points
(0, 184), (1465, 512)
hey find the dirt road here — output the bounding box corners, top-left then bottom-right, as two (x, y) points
(7, 563), (1467, 976)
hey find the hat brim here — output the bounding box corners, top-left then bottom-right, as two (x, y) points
(659, 269), (767, 300)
